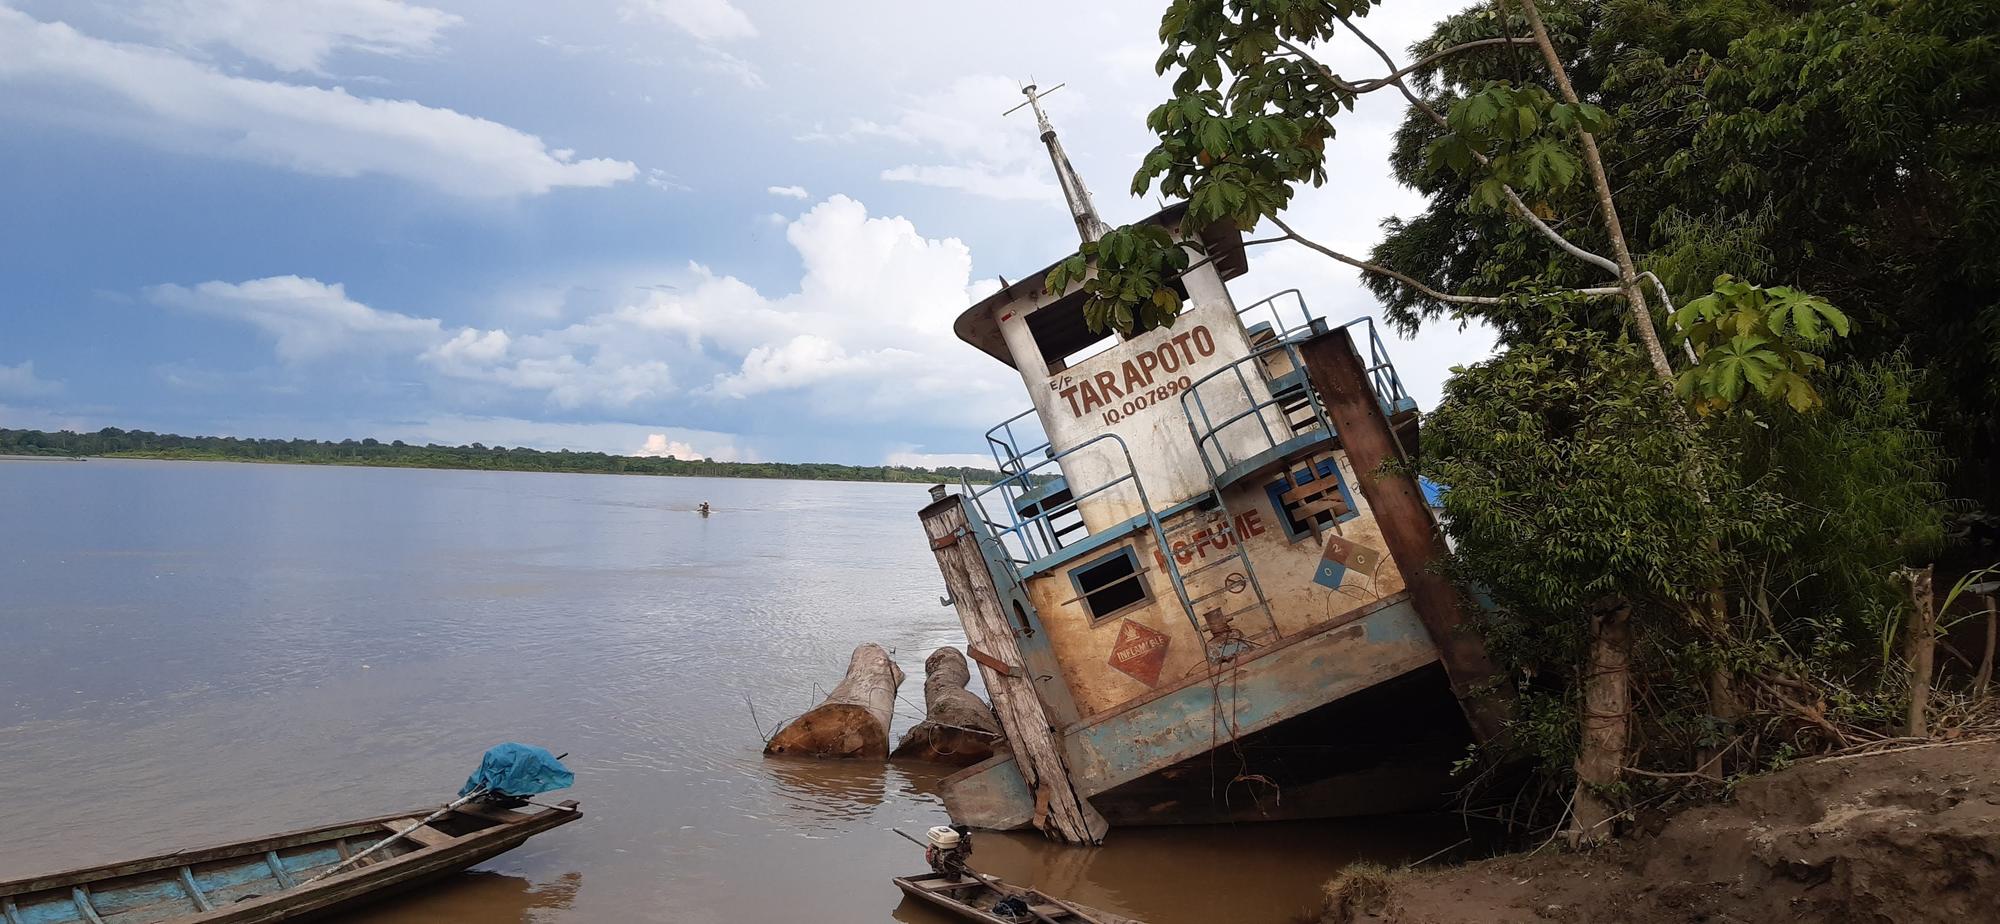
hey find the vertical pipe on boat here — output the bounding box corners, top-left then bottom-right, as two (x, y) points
(1298, 327), (1511, 743)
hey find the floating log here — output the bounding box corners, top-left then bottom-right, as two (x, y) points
(765, 644), (906, 760)
(892, 647), (1005, 766)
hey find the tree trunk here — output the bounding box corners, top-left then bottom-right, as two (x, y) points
(892, 646), (1006, 766)
(1513, 0), (1674, 385)
(1903, 567), (1935, 737)
(764, 643), (905, 760)
(1568, 598), (1631, 846)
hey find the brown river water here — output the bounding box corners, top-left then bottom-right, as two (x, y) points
(0, 459), (1468, 923)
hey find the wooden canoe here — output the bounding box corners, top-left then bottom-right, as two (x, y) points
(892, 872), (1143, 924)
(0, 800), (579, 923)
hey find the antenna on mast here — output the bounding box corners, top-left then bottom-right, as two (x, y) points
(1007, 81), (1109, 243)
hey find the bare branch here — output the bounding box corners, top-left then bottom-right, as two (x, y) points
(1513, 0), (1677, 382)
(1271, 37), (1363, 94)
(1174, 234), (1294, 279)
(1348, 37), (1542, 92)
(1333, 13), (1622, 277)
(1275, 35), (1540, 96)
(1640, 271), (1701, 364)
(1267, 215), (1622, 306)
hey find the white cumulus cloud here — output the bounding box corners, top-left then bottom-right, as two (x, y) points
(0, 360), (63, 397)
(126, 0), (462, 74)
(423, 195), (1020, 425)
(146, 275), (444, 362)
(0, 5), (636, 198)
(631, 432), (741, 461)
(623, 0), (757, 43)
(885, 450), (993, 470)
(766, 184), (809, 199)
(806, 74), (1061, 203)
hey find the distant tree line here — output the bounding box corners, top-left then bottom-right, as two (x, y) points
(0, 428), (1007, 485)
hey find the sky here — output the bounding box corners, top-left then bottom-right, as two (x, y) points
(0, 0), (1494, 468)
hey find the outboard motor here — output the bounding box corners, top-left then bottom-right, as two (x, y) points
(923, 824), (973, 879)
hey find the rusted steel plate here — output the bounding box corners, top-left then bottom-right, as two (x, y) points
(1061, 599), (1439, 795)
(966, 646), (1015, 677)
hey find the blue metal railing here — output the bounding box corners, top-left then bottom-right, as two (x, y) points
(1336, 316), (1418, 416)
(1238, 288), (1317, 342)
(984, 407), (1049, 477)
(1178, 315), (1418, 482)
(975, 292), (1418, 524)
(958, 433), (1203, 633)
(1179, 337), (1332, 481)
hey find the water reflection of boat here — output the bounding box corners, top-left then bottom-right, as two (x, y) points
(331, 870), (582, 923)
(0, 800), (579, 923)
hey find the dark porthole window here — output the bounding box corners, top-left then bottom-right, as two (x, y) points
(1069, 547), (1148, 622)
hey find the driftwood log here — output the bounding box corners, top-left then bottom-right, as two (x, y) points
(764, 644), (905, 759)
(891, 646), (1005, 766)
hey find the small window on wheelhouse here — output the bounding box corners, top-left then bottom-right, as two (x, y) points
(1069, 547), (1148, 622)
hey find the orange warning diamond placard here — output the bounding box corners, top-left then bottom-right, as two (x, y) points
(1107, 619), (1170, 686)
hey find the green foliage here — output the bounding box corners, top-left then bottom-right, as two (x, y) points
(1425, 82), (1605, 210)
(0, 428), (1008, 485)
(1044, 223), (1190, 334)
(1054, 0), (1400, 336)
(1423, 310), (1780, 770)
(1374, 0), (2000, 510)
(1427, 314), (1745, 621)
(1735, 356), (1950, 667)
(1671, 274), (1851, 414)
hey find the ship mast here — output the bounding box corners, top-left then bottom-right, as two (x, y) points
(1006, 83), (1109, 243)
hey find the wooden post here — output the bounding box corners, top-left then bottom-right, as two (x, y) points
(1298, 328), (1509, 743)
(921, 496), (1108, 845)
(1903, 566), (1935, 737)
(764, 643), (905, 759)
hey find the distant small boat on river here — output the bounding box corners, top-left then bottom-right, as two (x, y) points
(0, 800), (579, 923)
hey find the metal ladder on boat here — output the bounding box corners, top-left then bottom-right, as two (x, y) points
(1153, 497), (1279, 651)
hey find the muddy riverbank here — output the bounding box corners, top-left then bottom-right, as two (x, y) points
(1318, 738), (2000, 924)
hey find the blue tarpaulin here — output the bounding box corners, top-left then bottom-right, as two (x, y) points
(460, 742), (574, 798)
(1418, 476), (1448, 508)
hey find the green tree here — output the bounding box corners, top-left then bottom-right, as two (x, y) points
(1047, 0), (1959, 840)
(1373, 0), (1999, 509)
